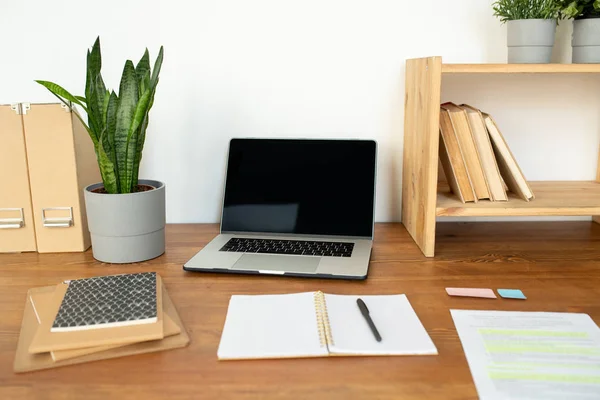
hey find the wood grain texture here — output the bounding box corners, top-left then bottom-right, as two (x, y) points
(402, 57), (442, 257)
(1, 223), (600, 400)
(437, 181), (600, 216)
(405, 57), (600, 257)
(442, 63), (600, 74)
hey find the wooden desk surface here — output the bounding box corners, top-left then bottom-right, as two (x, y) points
(1, 222), (600, 399)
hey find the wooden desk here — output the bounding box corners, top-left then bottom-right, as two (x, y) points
(1, 222), (600, 399)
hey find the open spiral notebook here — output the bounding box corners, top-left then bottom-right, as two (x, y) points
(217, 292), (437, 360)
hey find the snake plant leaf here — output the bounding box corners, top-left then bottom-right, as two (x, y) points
(35, 80), (87, 110)
(97, 128), (118, 194)
(114, 60), (139, 193)
(86, 41), (106, 140)
(132, 79), (158, 182)
(87, 79), (105, 141)
(131, 115), (148, 185)
(76, 96), (87, 104)
(102, 90), (110, 122)
(106, 91), (119, 149)
(88, 37), (102, 77)
(140, 70), (151, 95)
(105, 91), (120, 191)
(136, 49), (150, 86)
(150, 46), (164, 87)
(125, 89), (152, 191)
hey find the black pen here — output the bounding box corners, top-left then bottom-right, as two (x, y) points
(356, 298), (382, 342)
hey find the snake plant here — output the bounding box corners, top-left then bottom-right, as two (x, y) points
(36, 37), (163, 194)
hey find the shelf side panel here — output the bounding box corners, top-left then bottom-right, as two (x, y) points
(594, 146), (600, 225)
(401, 57), (442, 257)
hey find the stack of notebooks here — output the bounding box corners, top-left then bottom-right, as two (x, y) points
(439, 102), (534, 203)
(14, 272), (189, 373)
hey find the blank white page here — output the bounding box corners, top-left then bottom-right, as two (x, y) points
(324, 294), (438, 356)
(217, 292), (329, 360)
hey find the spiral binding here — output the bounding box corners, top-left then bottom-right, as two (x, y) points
(313, 291), (334, 347)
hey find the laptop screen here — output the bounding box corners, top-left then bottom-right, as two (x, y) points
(221, 139), (376, 238)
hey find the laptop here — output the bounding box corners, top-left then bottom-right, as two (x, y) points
(183, 138), (377, 279)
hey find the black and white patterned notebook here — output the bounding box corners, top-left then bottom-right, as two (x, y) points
(51, 272), (158, 332)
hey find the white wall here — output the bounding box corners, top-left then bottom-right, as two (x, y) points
(1, 1), (599, 223)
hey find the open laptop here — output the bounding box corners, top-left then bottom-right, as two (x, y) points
(183, 138), (377, 279)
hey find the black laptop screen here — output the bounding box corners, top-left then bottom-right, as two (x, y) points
(221, 139), (376, 238)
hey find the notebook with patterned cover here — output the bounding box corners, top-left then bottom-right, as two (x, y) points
(51, 272), (158, 332)
(29, 275), (163, 354)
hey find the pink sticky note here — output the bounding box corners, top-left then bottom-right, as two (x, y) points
(446, 288), (497, 299)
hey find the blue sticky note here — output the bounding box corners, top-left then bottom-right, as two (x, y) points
(497, 289), (526, 299)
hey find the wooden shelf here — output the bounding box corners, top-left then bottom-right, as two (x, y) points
(437, 181), (600, 217)
(402, 57), (600, 256)
(442, 63), (600, 74)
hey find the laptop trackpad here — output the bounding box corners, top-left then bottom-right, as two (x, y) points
(233, 254), (320, 273)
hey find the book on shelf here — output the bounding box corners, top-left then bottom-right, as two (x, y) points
(482, 113), (535, 201)
(440, 103), (490, 200)
(460, 105), (508, 202)
(439, 108), (477, 203)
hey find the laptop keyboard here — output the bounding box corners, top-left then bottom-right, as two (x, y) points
(219, 238), (354, 257)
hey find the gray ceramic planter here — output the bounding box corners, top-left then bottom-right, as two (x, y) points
(84, 179), (166, 263)
(572, 18), (600, 63)
(507, 19), (556, 63)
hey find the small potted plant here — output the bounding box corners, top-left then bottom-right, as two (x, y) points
(493, 0), (561, 63)
(559, 0), (600, 62)
(36, 37), (165, 263)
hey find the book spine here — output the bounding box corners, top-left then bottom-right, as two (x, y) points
(313, 291), (334, 347)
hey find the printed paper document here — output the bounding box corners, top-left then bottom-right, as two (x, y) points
(451, 310), (600, 400)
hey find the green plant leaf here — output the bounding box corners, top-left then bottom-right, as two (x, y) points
(102, 90), (110, 122)
(140, 70), (151, 94)
(150, 46), (164, 87)
(114, 60), (139, 193)
(86, 40), (106, 141)
(76, 96), (87, 104)
(125, 89), (152, 190)
(34, 80), (87, 110)
(104, 91), (119, 191)
(87, 76), (107, 142)
(97, 129), (118, 194)
(132, 114), (149, 185)
(135, 49), (151, 85)
(86, 37), (102, 91)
